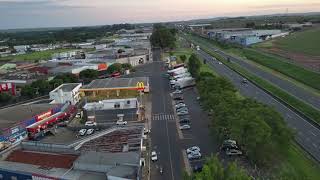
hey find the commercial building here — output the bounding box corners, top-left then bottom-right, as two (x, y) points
(0, 125), (144, 180)
(83, 98), (140, 124)
(49, 83), (82, 105)
(0, 103), (64, 145)
(80, 77), (149, 100)
(207, 28), (284, 46)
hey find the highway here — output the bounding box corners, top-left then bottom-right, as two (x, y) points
(196, 49), (320, 162)
(190, 35), (320, 110)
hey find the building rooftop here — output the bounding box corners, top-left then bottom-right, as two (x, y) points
(6, 150), (78, 169)
(0, 103), (59, 129)
(82, 77), (149, 90)
(87, 108), (138, 123)
(78, 126), (143, 153)
(74, 151), (139, 179)
(52, 83), (81, 92)
(0, 161), (106, 180)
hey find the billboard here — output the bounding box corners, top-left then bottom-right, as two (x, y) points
(0, 82), (16, 95)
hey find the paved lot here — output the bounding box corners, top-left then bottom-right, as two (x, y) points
(149, 49), (219, 180)
(199, 40), (320, 110)
(197, 49), (320, 162)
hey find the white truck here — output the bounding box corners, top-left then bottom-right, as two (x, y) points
(172, 68), (188, 76)
(173, 77), (196, 89)
(172, 72), (191, 80)
(167, 67), (185, 73)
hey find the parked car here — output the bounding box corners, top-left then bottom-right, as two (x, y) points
(221, 139), (238, 150)
(218, 61), (222, 65)
(175, 103), (186, 109)
(186, 146), (201, 154)
(173, 90), (182, 94)
(179, 124), (191, 130)
(86, 129), (94, 135)
(175, 101), (184, 105)
(173, 96), (184, 101)
(75, 113), (81, 118)
(177, 111), (189, 116)
(79, 129), (87, 136)
(85, 121), (97, 127)
(176, 107), (188, 112)
(179, 119), (190, 124)
(151, 151), (158, 161)
(226, 149), (242, 156)
(187, 152), (202, 160)
(193, 163), (203, 172)
(144, 128), (151, 134)
(116, 120), (127, 125)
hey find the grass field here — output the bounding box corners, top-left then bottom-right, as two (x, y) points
(0, 48), (78, 62)
(187, 33), (320, 91)
(242, 49), (320, 91)
(275, 28), (320, 56)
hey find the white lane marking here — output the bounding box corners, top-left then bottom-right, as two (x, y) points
(312, 143), (318, 148)
(310, 131), (317, 137)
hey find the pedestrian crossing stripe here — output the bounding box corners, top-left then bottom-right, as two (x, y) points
(152, 113), (175, 121)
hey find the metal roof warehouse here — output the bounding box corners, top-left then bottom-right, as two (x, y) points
(80, 77), (149, 94)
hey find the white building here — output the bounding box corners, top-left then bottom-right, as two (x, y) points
(49, 83), (82, 105)
(83, 98), (139, 111)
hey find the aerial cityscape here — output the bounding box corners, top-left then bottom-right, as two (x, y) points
(0, 0), (319, 180)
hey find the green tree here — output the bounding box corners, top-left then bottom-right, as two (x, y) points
(0, 93), (12, 103)
(186, 155), (250, 180)
(180, 55), (187, 63)
(30, 79), (51, 95)
(21, 85), (37, 98)
(188, 53), (201, 78)
(54, 73), (79, 83)
(150, 24), (176, 49)
(121, 63), (133, 70)
(107, 63), (123, 74)
(79, 69), (99, 80)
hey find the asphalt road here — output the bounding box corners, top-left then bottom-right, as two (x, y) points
(149, 49), (219, 180)
(197, 49), (320, 162)
(193, 37), (320, 110)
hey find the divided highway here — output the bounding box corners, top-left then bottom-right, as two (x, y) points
(190, 35), (320, 110)
(197, 49), (320, 162)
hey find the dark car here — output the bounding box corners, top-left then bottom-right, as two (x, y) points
(179, 119), (190, 124)
(173, 96), (184, 101)
(193, 164), (203, 172)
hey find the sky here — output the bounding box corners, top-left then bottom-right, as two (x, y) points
(0, 0), (319, 29)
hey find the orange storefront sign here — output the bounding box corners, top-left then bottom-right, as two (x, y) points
(98, 63), (107, 71)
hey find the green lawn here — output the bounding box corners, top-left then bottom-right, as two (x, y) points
(242, 49), (320, 91)
(186, 33), (320, 91)
(0, 48), (78, 62)
(275, 28), (320, 56)
(278, 144), (320, 179)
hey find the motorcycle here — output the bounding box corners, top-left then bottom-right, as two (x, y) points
(160, 166), (163, 175)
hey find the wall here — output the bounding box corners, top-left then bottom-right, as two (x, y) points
(116, 54), (147, 67)
(83, 98), (138, 111)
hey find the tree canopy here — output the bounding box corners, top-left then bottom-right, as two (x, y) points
(150, 24), (177, 49)
(184, 155), (251, 180)
(196, 73), (293, 166)
(187, 53), (201, 78)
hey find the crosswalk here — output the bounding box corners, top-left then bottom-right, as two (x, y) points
(152, 113), (175, 121)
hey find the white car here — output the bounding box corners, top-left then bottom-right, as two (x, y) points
(151, 151), (158, 161)
(79, 129), (87, 136)
(85, 121), (97, 127)
(218, 61), (222, 65)
(144, 128), (151, 134)
(116, 120), (127, 125)
(179, 124), (191, 130)
(173, 90), (182, 94)
(175, 103), (186, 109)
(86, 129), (94, 135)
(186, 146), (201, 154)
(177, 111), (189, 116)
(187, 152), (201, 160)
